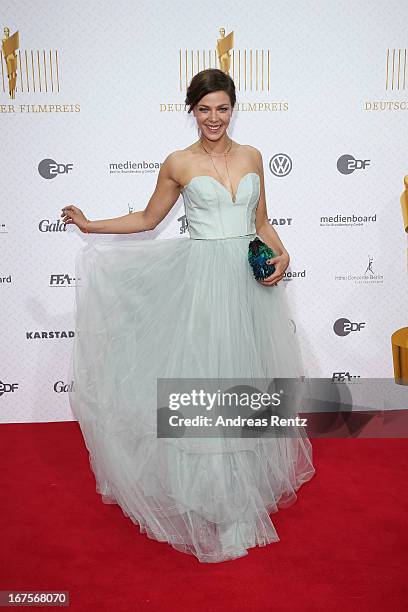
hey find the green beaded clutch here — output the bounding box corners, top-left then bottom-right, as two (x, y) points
(248, 237), (276, 281)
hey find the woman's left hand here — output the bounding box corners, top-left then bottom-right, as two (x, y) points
(258, 251), (290, 286)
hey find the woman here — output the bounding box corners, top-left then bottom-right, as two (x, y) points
(62, 68), (315, 563)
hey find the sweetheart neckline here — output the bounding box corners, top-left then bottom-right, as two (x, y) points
(181, 172), (260, 201)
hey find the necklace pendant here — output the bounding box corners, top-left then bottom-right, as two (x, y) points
(232, 194), (236, 203)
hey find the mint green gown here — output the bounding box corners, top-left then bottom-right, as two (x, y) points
(68, 172), (315, 563)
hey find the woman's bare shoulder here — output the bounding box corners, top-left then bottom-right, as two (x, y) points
(241, 143), (262, 158)
(240, 144), (263, 172)
(163, 148), (195, 166)
(162, 148), (196, 187)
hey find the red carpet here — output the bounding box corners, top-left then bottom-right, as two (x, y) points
(0, 422), (407, 611)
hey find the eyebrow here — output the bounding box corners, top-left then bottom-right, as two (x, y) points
(198, 104), (229, 108)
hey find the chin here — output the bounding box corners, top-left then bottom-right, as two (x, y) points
(203, 128), (226, 139)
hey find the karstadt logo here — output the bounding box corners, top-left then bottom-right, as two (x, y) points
(268, 217), (293, 226)
(38, 159), (73, 179)
(337, 155), (370, 175)
(269, 154), (292, 177)
(333, 318), (366, 336)
(0, 380), (19, 396)
(26, 330), (75, 339)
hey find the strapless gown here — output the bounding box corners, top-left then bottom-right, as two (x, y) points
(68, 172), (315, 563)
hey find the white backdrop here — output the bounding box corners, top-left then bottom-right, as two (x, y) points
(1, 0), (407, 423)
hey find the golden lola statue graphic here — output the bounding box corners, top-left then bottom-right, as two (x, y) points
(1, 26), (61, 97)
(391, 176), (408, 385)
(1, 27), (19, 99)
(179, 27), (271, 91)
(216, 28), (233, 74)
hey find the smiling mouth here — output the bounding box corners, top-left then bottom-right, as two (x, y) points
(206, 124), (221, 131)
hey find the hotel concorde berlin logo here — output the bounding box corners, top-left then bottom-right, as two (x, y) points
(178, 28), (273, 93)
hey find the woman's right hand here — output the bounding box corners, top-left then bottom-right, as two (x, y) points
(61, 205), (89, 233)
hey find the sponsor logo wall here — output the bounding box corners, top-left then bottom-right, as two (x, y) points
(1, 1), (407, 422)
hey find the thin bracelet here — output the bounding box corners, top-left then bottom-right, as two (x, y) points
(84, 219), (91, 234)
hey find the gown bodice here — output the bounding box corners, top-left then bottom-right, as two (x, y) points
(181, 172), (260, 240)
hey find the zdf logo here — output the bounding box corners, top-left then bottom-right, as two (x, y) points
(0, 380), (19, 396)
(38, 159), (73, 179)
(337, 154), (370, 175)
(333, 318), (366, 336)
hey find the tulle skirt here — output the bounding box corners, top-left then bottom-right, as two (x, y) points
(68, 234), (315, 563)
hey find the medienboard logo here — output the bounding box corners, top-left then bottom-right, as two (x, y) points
(283, 269), (306, 281)
(109, 160), (160, 175)
(320, 213), (377, 228)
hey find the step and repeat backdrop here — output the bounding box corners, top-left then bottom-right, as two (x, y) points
(1, 0), (407, 422)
